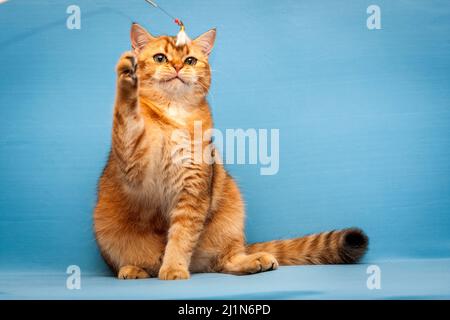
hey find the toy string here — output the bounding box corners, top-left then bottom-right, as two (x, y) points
(144, 0), (183, 27)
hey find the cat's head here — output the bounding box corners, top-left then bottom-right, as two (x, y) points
(130, 23), (216, 102)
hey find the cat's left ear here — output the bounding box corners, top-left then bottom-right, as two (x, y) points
(193, 29), (216, 56)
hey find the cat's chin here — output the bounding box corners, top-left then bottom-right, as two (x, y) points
(166, 76), (187, 85)
(158, 79), (191, 94)
(158, 80), (192, 99)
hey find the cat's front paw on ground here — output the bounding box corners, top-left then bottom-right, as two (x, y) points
(158, 265), (190, 280)
(118, 265), (150, 279)
(116, 51), (138, 88)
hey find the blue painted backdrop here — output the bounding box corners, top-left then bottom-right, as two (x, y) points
(0, 0), (449, 273)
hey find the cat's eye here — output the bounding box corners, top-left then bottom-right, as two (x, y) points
(184, 57), (197, 66)
(153, 54), (167, 63)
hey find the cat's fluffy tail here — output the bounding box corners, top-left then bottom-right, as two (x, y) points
(246, 228), (368, 265)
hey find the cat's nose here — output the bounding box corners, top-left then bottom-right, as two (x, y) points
(173, 63), (183, 73)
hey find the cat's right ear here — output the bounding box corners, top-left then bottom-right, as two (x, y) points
(130, 23), (155, 54)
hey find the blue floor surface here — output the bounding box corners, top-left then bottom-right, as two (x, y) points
(1, 259), (449, 299)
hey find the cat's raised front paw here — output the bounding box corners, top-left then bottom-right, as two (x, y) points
(116, 51), (138, 88)
(158, 264), (190, 280)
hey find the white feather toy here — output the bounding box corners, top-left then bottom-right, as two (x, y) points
(175, 24), (191, 46)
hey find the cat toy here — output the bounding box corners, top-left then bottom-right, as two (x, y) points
(144, 0), (191, 46)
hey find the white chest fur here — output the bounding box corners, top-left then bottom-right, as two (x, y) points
(165, 102), (191, 126)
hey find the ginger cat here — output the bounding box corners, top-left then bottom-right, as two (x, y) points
(93, 23), (368, 280)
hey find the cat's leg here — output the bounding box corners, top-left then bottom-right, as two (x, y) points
(191, 169), (279, 275)
(99, 229), (164, 279)
(95, 201), (166, 279)
(112, 232), (164, 279)
(112, 51), (148, 186)
(193, 227), (279, 275)
(200, 223), (279, 275)
(158, 186), (210, 280)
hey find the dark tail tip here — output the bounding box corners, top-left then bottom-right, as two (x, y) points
(339, 228), (369, 263)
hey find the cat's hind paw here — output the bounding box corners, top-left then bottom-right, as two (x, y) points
(220, 252), (279, 275)
(245, 253), (279, 274)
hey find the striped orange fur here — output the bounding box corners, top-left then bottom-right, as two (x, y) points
(93, 23), (369, 280)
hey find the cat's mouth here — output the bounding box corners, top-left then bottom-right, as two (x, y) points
(164, 76), (186, 84)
